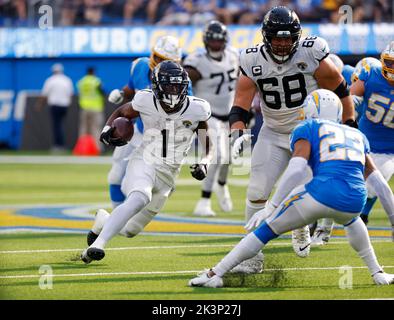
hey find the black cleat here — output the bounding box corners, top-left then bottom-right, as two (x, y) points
(87, 231), (99, 246)
(360, 214), (369, 225)
(81, 247), (105, 264)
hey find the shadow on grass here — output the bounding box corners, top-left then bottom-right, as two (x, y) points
(0, 233), (84, 241)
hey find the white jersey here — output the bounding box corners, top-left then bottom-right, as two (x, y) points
(240, 36), (329, 134)
(183, 46), (239, 117)
(131, 89), (211, 182)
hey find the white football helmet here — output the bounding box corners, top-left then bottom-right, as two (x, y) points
(328, 53), (344, 73)
(351, 57), (381, 83)
(149, 36), (182, 70)
(302, 89), (343, 123)
(381, 41), (394, 81)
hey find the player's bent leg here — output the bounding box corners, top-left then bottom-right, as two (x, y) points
(343, 216), (394, 285)
(119, 208), (156, 238)
(266, 186), (330, 258)
(189, 232), (266, 287)
(81, 190), (150, 264)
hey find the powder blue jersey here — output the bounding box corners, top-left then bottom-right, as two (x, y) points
(358, 64), (394, 154)
(290, 119), (370, 213)
(342, 64), (354, 85)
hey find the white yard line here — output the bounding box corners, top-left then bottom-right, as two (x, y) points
(0, 239), (391, 255)
(1, 266), (394, 280)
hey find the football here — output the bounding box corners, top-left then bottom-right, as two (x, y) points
(112, 117), (134, 142)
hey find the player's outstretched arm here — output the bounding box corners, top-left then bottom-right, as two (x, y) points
(364, 154), (394, 234)
(315, 58), (356, 126)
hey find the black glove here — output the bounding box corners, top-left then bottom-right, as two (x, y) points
(344, 119), (358, 128)
(100, 126), (127, 147)
(190, 163), (208, 181)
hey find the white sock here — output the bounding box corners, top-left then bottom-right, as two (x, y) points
(111, 201), (123, 209)
(321, 218), (334, 230)
(213, 233), (264, 277)
(91, 191), (149, 249)
(345, 217), (382, 275)
(245, 199), (265, 223)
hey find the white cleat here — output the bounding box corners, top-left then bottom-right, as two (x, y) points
(188, 269), (224, 288)
(229, 252), (264, 274)
(373, 271), (394, 285)
(292, 226), (311, 258)
(214, 184), (233, 212)
(193, 198), (216, 217)
(311, 227), (331, 246)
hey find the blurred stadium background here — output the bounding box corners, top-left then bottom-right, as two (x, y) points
(0, 0), (393, 151)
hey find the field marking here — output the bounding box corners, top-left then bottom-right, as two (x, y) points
(1, 266), (394, 280)
(0, 239), (392, 255)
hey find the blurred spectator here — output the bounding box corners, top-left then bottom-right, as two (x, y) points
(83, 0), (112, 25)
(61, 0), (82, 26)
(156, 0), (193, 25)
(189, 0), (217, 25)
(123, 0), (148, 24)
(35, 63), (74, 152)
(77, 67), (105, 150)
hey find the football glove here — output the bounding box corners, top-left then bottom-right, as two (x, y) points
(108, 89), (124, 105)
(100, 125), (127, 147)
(245, 201), (277, 231)
(190, 163), (208, 181)
(231, 133), (253, 161)
(344, 119), (358, 128)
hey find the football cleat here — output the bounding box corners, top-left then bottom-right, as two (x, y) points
(81, 247), (105, 264)
(229, 252), (264, 274)
(372, 271), (394, 285)
(87, 231), (98, 246)
(311, 227), (332, 246)
(214, 184), (233, 212)
(188, 269), (224, 288)
(292, 226), (311, 258)
(193, 198), (216, 217)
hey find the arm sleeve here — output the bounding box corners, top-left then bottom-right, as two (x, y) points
(270, 157), (309, 208)
(366, 170), (394, 226)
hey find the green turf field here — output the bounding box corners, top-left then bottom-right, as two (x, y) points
(0, 160), (393, 300)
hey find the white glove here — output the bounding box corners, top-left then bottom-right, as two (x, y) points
(245, 201), (277, 232)
(108, 89), (124, 104)
(231, 134), (253, 161)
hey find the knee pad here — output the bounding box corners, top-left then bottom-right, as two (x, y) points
(247, 185), (268, 203)
(123, 210), (156, 238)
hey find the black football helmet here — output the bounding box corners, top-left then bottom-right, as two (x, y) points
(262, 6), (302, 64)
(203, 20), (228, 59)
(151, 60), (189, 113)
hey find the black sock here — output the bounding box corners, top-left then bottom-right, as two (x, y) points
(202, 191), (212, 198)
(218, 180), (226, 186)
